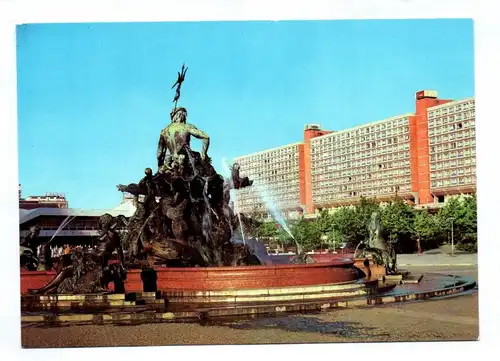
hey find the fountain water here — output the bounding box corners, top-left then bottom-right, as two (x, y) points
(221, 158), (246, 244)
(247, 176), (294, 238)
(48, 213), (78, 244)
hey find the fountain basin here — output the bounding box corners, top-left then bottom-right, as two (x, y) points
(21, 273), (477, 326)
(20, 258), (359, 294)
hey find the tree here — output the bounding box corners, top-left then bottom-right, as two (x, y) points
(316, 209), (334, 234)
(330, 206), (359, 248)
(436, 195), (477, 246)
(435, 195), (477, 251)
(381, 198), (415, 253)
(460, 194), (477, 245)
(353, 197), (380, 244)
(315, 209), (335, 249)
(413, 209), (440, 251)
(291, 218), (322, 252)
(257, 221), (279, 240)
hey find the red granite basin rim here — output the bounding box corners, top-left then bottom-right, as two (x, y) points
(20, 259), (359, 293)
(151, 258), (355, 272)
(130, 260), (360, 291)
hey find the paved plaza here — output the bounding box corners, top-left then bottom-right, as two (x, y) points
(398, 247), (478, 267)
(21, 266), (478, 348)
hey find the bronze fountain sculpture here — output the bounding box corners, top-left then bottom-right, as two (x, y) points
(28, 64), (262, 294)
(354, 211), (397, 274)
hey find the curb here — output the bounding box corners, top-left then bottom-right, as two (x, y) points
(21, 278), (477, 327)
(398, 263), (476, 267)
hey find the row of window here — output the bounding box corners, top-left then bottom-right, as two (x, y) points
(236, 188), (300, 201)
(428, 128), (476, 142)
(312, 159), (411, 176)
(236, 185), (299, 196)
(430, 167), (476, 180)
(428, 111), (475, 126)
(236, 146), (299, 163)
(313, 167), (412, 184)
(430, 176), (476, 188)
(239, 165), (299, 178)
(251, 154), (298, 165)
(428, 101), (475, 118)
(428, 121), (475, 137)
(313, 176), (411, 194)
(313, 184), (412, 203)
(237, 194), (300, 205)
(429, 157), (475, 169)
(312, 125), (409, 149)
(430, 147), (476, 159)
(314, 118), (409, 145)
(237, 199), (301, 210)
(238, 159), (299, 169)
(312, 149), (409, 168)
(313, 138), (410, 161)
(241, 170), (299, 181)
(237, 195), (300, 205)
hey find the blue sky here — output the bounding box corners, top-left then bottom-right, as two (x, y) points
(17, 19), (474, 209)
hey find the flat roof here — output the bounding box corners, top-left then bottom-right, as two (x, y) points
(427, 96), (475, 110)
(19, 203), (136, 225)
(234, 142), (303, 160)
(310, 113), (415, 142)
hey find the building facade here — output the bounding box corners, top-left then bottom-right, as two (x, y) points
(234, 90), (476, 217)
(427, 97), (476, 199)
(234, 143), (304, 219)
(310, 114), (414, 209)
(19, 187), (69, 210)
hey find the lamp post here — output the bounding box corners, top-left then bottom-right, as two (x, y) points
(448, 217), (455, 256)
(320, 234), (328, 253)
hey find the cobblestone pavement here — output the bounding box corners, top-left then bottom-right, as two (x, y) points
(21, 268), (479, 348)
(397, 252), (477, 266)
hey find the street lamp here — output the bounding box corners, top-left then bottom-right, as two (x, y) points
(320, 234), (328, 253)
(447, 217), (455, 256)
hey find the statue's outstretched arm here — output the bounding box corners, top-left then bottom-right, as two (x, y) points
(157, 133), (167, 168)
(188, 124), (210, 159)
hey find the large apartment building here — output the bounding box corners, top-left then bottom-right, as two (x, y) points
(234, 90), (476, 218)
(234, 143), (304, 219)
(310, 114), (413, 209)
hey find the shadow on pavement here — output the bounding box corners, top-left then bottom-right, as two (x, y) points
(215, 316), (389, 338)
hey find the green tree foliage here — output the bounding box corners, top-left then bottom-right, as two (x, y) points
(381, 198), (415, 253)
(257, 221), (278, 239)
(436, 194), (477, 250)
(245, 194), (477, 253)
(330, 206), (359, 248)
(354, 197), (380, 243)
(290, 218), (322, 252)
(414, 209), (440, 250)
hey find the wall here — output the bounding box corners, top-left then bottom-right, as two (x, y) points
(303, 129), (333, 213)
(411, 95), (452, 204)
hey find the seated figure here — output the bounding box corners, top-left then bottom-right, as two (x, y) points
(231, 163), (253, 189)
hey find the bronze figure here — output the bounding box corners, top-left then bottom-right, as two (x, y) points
(33, 64), (265, 294)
